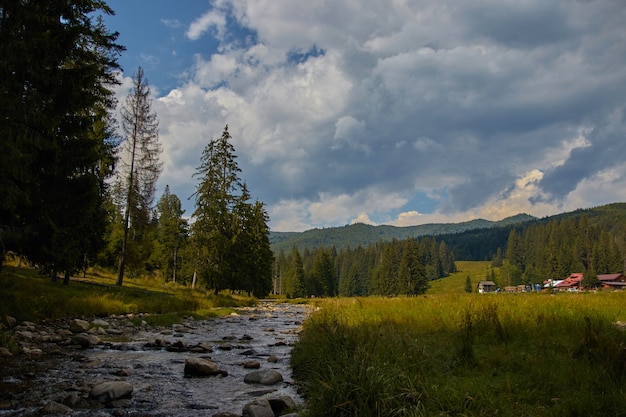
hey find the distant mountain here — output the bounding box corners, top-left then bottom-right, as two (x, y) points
(270, 213), (536, 253)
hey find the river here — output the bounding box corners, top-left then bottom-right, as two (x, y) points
(0, 301), (312, 416)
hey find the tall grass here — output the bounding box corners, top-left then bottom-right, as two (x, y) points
(292, 294), (626, 416)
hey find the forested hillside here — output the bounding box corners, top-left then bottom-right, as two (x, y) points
(270, 213), (534, 252)
(268, 204), (626, 297)
(439, 203), (626, 262)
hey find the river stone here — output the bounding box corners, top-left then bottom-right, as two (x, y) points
(189, 342), (213, 353)
(184, 357), (227, 377)
(70, 319), (90, 333)
(243, 360), (261, 369)
(243, 398), (274, 417)
(3, 315), (16, 328)
(42, 401), (73, 414)
(71, 333), (101, 348)
(89, 381), (133, 403)
(0, 347), (12, 356)
(244, 369), (283, 385)
(91, 318), (110, 327)
(268, 395), (297, 415)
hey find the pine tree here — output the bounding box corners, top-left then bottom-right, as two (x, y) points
(398, 239), (415, 295)
(116, 67), (162, 285)
(465, 276), (473, 293)
(285, 247), (305, 298)
(191, 125), (273, 296)
(0, 1), (123, 276)
(155, 186), (188, 283)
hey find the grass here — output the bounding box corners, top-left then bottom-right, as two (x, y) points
(292, 289), (626, 416)
(429, 261), (495, 294)
(0, 264), (255, 325)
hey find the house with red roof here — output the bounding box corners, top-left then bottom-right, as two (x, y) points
(598, 273), (626, 290)
(553, 273), (584, 291)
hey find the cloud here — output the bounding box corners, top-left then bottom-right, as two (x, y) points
(161, 18), (182, 29)
(186, 9), (226, 41)
(117, 0), (626, 231)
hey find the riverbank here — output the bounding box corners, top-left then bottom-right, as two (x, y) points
(0, 265), (255, 329)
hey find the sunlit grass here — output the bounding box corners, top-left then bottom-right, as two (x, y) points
(429, 260), (495, 294)
(292, 292), (626, 416)
(0, 265), (254, 323)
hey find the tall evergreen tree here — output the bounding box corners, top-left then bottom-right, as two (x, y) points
(191, 125), (273, 296)
(115, 66), (162, 285)
(399, 239), (428, 295)
(284, 247), (305, 298)
(191, 125), (241, 293)
(154, 186), (188, 283)
(0, 1), (123, 276)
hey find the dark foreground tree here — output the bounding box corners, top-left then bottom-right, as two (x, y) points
(191, 125), (273, 296)
(0, 1), (123, 277)
(115, 67), (162, 285)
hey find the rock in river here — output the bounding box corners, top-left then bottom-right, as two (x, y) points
(89, 381), (133, 403)
(184, 357), (228, 377)
(242, 398), (274, 417)
(244, 369), (283, 385)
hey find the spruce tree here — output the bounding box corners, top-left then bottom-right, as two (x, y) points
(155, 186), (188, 283)
(191, 125), (273, 296)
(115, 67), (162, 285)
(0, 1), (123, 276)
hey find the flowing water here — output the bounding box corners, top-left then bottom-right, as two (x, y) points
(0, 301), (312, 416)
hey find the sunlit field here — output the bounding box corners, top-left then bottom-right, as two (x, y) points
(292, 269), (626, 416)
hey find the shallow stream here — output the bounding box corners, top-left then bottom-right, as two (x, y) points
(0, 301), (311, 416)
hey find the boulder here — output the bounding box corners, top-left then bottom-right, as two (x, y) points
(268, 395), (297, 415)
(243, 398), (275, 417)
(184, 357), (227, 377)
(70, 319), (90, 333)
(71, 333), (101, 349)
(91, 318), (110, 328)
(244, 369), (283, 385)
(89, 381), (133, 403)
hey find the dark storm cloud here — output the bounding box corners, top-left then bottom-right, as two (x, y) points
(143, 0), (626, 229)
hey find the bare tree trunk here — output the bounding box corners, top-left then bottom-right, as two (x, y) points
(172, 246), (177, 283)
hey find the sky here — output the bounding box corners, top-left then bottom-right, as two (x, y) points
(102, 0), (626, 232)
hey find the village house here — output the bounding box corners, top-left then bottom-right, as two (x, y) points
(546, 272), (626, 291)
(552, 273), (584, 291)
(598, 273), (626, 290)
(477, 280), (496, 293)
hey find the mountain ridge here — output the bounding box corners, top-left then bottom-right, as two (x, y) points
(270, 212), (536, 252)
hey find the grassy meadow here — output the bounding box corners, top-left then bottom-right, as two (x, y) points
(0, 264), (255, 326)
(292, 263), (626, 416)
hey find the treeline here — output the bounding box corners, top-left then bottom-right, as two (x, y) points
(273, 237), (456, 298)
(439, 203), (626, 263)
(0, 2), (274, 297)
(496, 214), (626, 287)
